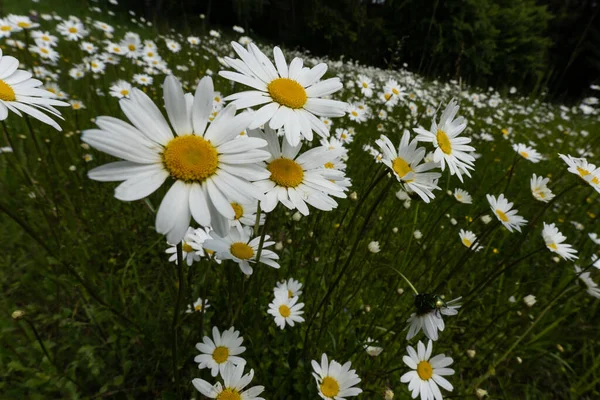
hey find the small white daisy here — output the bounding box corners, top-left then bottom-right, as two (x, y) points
(542, 222), (578, 261)
(530, 174), (555, 202)
(400, 340), (454, 400)
(459, 229), (482, 251)
(275, 277), (303, 298)
(311, 353), (362, 400)
(186, 297), (210, 313)
(453, 188), (472, 204)
(267, 290), (305, 329)
(192, 362), (264, 400)
(486, 194), (528, 233)
(194, 326), (247, 377)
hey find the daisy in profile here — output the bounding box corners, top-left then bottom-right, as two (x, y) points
(590, 233), (600, 245)
(109, 80), (132, 99)
(363, 338), (383, 357)
(574, 266), (600, 299)
(542, 222), (578, 261)
(558, 154), (600, 193)
(82, 75), (269, 243)
(530, 174), (555, 202)
(133, 73), (153, 86)
(400, 340), (454, 400)
(375, 132), (441, 203)
(275, 277), (303, 299)
(414, 98), (475, 182)
(165, 227), (213, 265)
(203, 226), (280, 275)
(194, 326), (247, 377)
(192, 362), (264, 400)
(311, 353), (362, 399)
(459, 229), (482, 251)
(0, 50), (68, 129)
(486, 194), (527, 233)
(186, 297), (210, 314)
(267, 290), (305, 329)
(219, 42), (347, 145)
(249, 126), (346, 215)
(406, 294), (461, 341)
(453, 188), (472, 204)
(513, 143), (542, 163)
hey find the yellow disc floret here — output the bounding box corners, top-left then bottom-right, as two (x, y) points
(496, 209), (509, 222)
(212, 346), (229, 364)
(279, 305), (291, 318)
(392, 157), (412, 179)
(231, 203), (244, 220)
(230, 242), (254, 260)
(0, 80), (16, 102)
(417, 361), (433, 380)
(320, 376), (340, 398)
(268, 157), (304, 188)
(436, 129), (452, 154)
(162, 135), (218, 182)
(216, 388), (241, 400)
(267, 78), (307, 109)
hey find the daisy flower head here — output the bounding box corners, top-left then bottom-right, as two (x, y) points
(187, 36), (200, 46)
(406, 294), (461, 341)
(0, 18), (20, 38)
(194, 326), (247, 377)
(589, 233), (600, 245)
(267, 290), (305, 329)
(82, 75), (269, 243)
(311, 353), (362, 400)
(275, 277), (303, 299)
(364, 337), (383, 357)
(513, 143), (542, 163)
(486, 194), (527, 233)
(192, 361), (264, 400)
(133, 73), (153, 86)
(203, 226), (280, 275)
(109, 80), (132, 99)
(574, 265), (600, 299)
(459, 229), (482, 251)
(249, 126), (346, 215)
(120, 32), (143, 58)
(542, 222), (578, 261)
(0, 50), (68, 130)
(414, 98), (475, 182)
(400, 340), (454, 400)
(56, 19), (87, 41)
(530, 174), (555, 202)
(356, 74), (373, 97)
(8, 15), (38, 30)
(347, 104), (367, 123)
(219, 42), (347, 146)
(558, 154), (600, 193)
(453, 188), (472, 204)
(375, 132), (441, 203)
(186, 297), (210, 313)
(32, 31), (59, 47)
(165, 226), (213, 265)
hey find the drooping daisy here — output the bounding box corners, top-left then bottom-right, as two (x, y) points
(513, 143), (542, 163)
(406, 294), (461, 341)
(530, 174), (555, 202)
(194, 326), (247, 377)
(311, 353), (362, 400)
(275, 278), (303, 298)
(486, 194), (528, 233)
(219, 42), (347, 146)
(267, 290), (305, 329)
(574, 265), (600, 299)
(400, 340), (454, 400)
(82, 75), (270, 243)
(249, 126), (346, 215)
(558, 154), (600, 193)
(375, 132), (441, 203)
(203, 226), (280, 275)
(0, 50), (68, 130)
(414, 98), (475, 182)
(192, 362), (264, 400)
(542, 222), (578, 261)
(453, 188), (472, 204)
(109, 80), (132, 99)
(364, 337), (383, 357)
(165, 226), (214, 265)
(186, 297), (211, 314)
(459, 229), (482, 251)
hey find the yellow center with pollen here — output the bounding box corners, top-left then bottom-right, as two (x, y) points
(0, 80), (16, 102)
(384, 93), (392, 100)
(279, 304), (291, 318)
(216, 388), (241, 400)
(128, 44), (136, 51)
(392, 88), (400, 95)
(230, 242), (254, 260)
(212, 346), (229, 364)
(324, 162), (335, 169)
(162, 135), (218, 182)
(320, 376), (340, 397)
(417, 361), (433, 380)
(268, 157), (304, 188)
(436, 129), (452, 154)
(351, 111), (358, 117)
(194, 304), (203, 311)
(68, 27), (77, 33)
(182, 242), (194, 253)
(520, 151), (529, 159)
(17, 22), (30, 28)
(462, 238), (472, 247)
(120, 89), (129, 96)
(496, 209), (509, 222)
(548, 243), (558, 250)
(267, 78), (307, 109)
(392, 157), (412, 179)
(362, 82), (368, 88)
(1, 26), (11, 32)
(288, 289), (293, 298)
(231, 203), (244, 220)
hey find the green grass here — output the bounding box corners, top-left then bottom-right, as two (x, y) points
(1, 1), (600, 399)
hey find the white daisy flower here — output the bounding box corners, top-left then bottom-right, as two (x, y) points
(120, 33), (142, 58)
(414, 98), (475, 182)
(109, 80), (132, 99)
(194, 326), (247, 377)
(574, 265), (600, 299)
(453, 188), (472, 204)
(0, 50), (68, 130)
(186, 297), (210, 313)
(400, 340), (454, 400)
(311, 353), (362, 400)
(530, 174), (555, 202)
(375, 132), (441, 203)
(203, 226), (280, 275)
(82, 75), (270, 243)
(165, 226), (214, 265)
(486, 194), (528, 233)
(558, 154), (600, 193)
(0, 18), (20, 38)
(192, 362), (264, 400)
(542, 222), (578, 261)
(267, 290), (305, 329)
(363, 337), (383, 357)
(589, 233), (600, 245)
(513, 143), (542, 163)
(275, 277), (303, 299)
(56, 20), (87, 41)
(32, 31), (59, 47)
(219, 42), (347, 146)
(523, 294), (537, 307)
(133, 73), (153, 86)
(459, 229), (482, 251)
(356, 74), (373, 97)
(406, 295), (461, 341)
(8, 15), (38, 30)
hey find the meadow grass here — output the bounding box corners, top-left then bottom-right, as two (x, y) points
(1, 2), (600, 399)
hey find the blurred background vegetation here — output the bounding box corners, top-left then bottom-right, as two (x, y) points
(117, 0), (600, 102)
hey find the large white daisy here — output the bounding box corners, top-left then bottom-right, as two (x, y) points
(194, 326), (247, 377)
(311, 353), (362, 400)
(400, 340), (454, 400)
(82, 75), (270, 243)
(192, 362), (265, 400)
(219, 42), (347, 146)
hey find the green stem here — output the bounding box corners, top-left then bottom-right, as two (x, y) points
(388, 266), (419, 295)
(171, 243), (184, 398)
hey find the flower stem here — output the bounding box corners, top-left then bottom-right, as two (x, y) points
(388, 266), (419, 295)
(171, 243), (185, 398)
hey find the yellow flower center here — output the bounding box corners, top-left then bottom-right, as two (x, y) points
(68, 27), (77, 33)
(362, 82), (368, 88)
(230, 242), (254, 260)
(216, 388), (241, 400)
(231, 203), (244, 220)
(392, 157), (412, 179)
(384, 93), (392, 100)
(212, 346), (229, 364)
(0, 80), (16, 101)
(18, 22), (30, 28)
(182, 242), (194, 253)
(324, 162), (335, 169)
(351, 111), (358, 117)
(520, 151), (529, 159)
(417, 360), (433, 380)
(392, 88), (400, 95)
(548, 243), (558, 250)
(1, 26), (11, 31)
(120, 89), (129, 96)
(496, 209), (509, 222)
(268, 157), (304, 188)
(436, 129), (452, 154)
(320, 376), (340, 398)
(462, 238), (472, 247)
(279, 304), (291, 318)
(194, 304), (203, 311)
(288, 289), (293, 298)
(162, 135), (219, 182)
(128, 44), (136, 51)
(267, 78), (307, 109)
